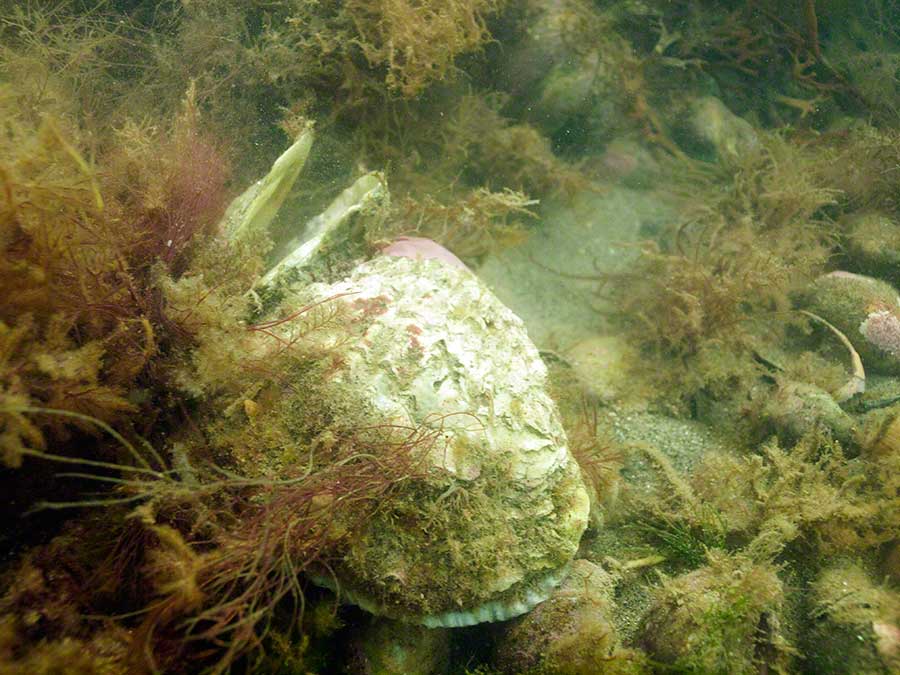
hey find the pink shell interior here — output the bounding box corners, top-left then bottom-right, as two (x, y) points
(381, 236), (468, 271)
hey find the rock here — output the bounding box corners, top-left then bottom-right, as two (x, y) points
(347, 618), (450, 675)
(640, 552), (792, 674)
(805, 563), (900, 675)
(761, 379), (857, 446)
(681, 96), (759, 162)
(566, 334), (635, 403)
(493, 559), (648, 674)
(806, 271), (900, 375)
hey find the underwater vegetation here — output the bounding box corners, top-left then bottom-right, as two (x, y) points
(1, 0), (900, 674)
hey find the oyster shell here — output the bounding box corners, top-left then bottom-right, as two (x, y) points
(292, 255), (590, 625)
(223, 128), (590, 626)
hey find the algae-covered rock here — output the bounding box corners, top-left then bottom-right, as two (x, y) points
(492, 559), (650, 674)
(566, 335), (635, 404)
(640, 552), (792, 674)
(805, 563), (900, 675)
(497, 0), (632, 145)
(806, 271), (900, 375)
(841, 211), (900, 285)
(348, 618), (450, 675)
(283, 255), (590, 627)
(682, 96), (760, 163)
(761, 379), (857, 447)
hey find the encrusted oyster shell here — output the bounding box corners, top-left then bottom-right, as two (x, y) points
(298, 255), (590, 626)
(219, 128), (589, 626)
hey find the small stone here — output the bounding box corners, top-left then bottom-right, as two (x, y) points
(684, 96), (759, 162)
(566, 334), (635, 403)
(347, 619), (450, 675)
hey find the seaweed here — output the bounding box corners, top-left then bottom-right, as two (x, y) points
(618, 421), (900, 614)
(635, 512), (727, 570)
(345, 0), (504, 98)
(0, 400), (437, 673)
(1, 1), (899, 673)
(565, 400), (624, 516)
(355, 90), (591, 262)
(0, 78), (234, 471)
(619, 421), (898, 673)
(0, 3), (155, 124)
(0, 111), (141, 467)
(147, 0), (509, 154)
(127, 422), (432, 673)
(437, 93), (589, 197)
(603, 131), (838, 407)
(657, 1), (870, 127)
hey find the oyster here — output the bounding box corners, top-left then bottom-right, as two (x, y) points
(223, 129), (591, 626)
